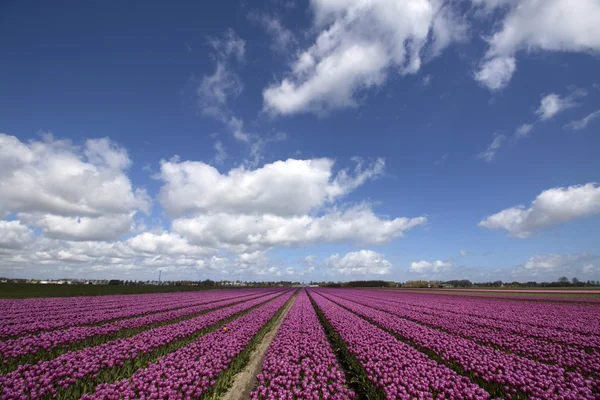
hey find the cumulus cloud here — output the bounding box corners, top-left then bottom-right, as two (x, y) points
(0, 220), (34, 249)
(474, 56), (516, 91)
(409, 259), (452, 273)
(325, 250), (392, 275)
(0, 134), (149, 241)
(172, 205), (426, 253)
(263, 0), (466, 115)
(564, 109), (600, 130)
(479, 183), (600, 238)
(157, 155), (423, 254)
(473, 0), (600, 90)
(512, 253), (596, 277)
(158, 157), (385, 217)
(460, 249), (469, 256)
(477, 134), (505, 162)
(536, 91), (584, 120)
(0, 230), (227, 279)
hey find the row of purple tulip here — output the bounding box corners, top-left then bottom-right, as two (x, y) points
(346, 289), (600, 350)
(400, 290), (600, 303)
(0, 291), (287, 399)
(0, 291), (212, 320)
(0, 290), (274, 362)
(317, 290), (599, 399)
(365, 290), (600, 338)
(330, 289), (600, 377)
(80, 291), (295, 400)
(251, 290), (354, 400)
(309, 290), (491, 400)
(1, 290), (265, 339)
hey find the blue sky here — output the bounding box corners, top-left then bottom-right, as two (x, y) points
(1, 0), (599, 282)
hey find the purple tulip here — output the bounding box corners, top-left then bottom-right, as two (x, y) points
(250, 290), (354, 400)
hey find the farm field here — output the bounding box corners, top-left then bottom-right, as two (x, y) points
(1, 288), (599, 399)
(0, 283), (255, 299)
(388, 288), (600, 300)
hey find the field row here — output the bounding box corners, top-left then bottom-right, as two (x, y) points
(1, 288), (599, 399)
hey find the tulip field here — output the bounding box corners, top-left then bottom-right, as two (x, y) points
(1, 288), (599, 399)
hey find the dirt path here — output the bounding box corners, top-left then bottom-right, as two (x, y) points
(222, 291), (298, 400)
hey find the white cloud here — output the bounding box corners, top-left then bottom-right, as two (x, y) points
(583, 263), (598, 274)
(515, 123), (533, 138)
(512, 253), (596, 277)
(198, 63), (244, 118)
(198, 30), (250, 143)
(172, 204), (426, 253)
(474, 56), (516, 91)
(474, 0), (600, 89)
(263, 0), (467, 115)
(409, 259), (452, 273)
(304, 255), (317, 273)
(158, 157), (384, 217)
(0, 134), (149, 241)
(0, 230), (226, 279)
(213, 141), (227, 164)
(207, 28), (246, 61)
(479, 183), (600, 238)
(0, 220), (34, 249)
(325, 250), (392, 275)
(460, 249), (469, 256)
(564, 109), (600, 130)
(478, 134), (505, 162)
(158, 156), (423, 254)
(19, 213), (135, 242)
(536, 92), (584, 120)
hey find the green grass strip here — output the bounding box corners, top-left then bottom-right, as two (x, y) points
(307, 291), (385, 400)
(201, 289), (299, 399)
(50, 292), (289, 400)
(1, 293), (272, 374)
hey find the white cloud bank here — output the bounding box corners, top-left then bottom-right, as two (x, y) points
(512, 253), (596, 278)
(409, 259), (452, 273)
(325, 250), (392, 275)
(0, 133), (150, 242)
(479, 183), (600, 238)
(0, 132), (424, 279)
(158, 157), (384, 217)
(474, 0), (600, 90)
(263, 0), (466, 115)
(158, 157), (425, 253)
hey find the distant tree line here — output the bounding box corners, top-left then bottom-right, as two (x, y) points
(308, 277), (600, 289)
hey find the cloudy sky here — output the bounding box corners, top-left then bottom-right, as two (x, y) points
(1, 0), (599, 282)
